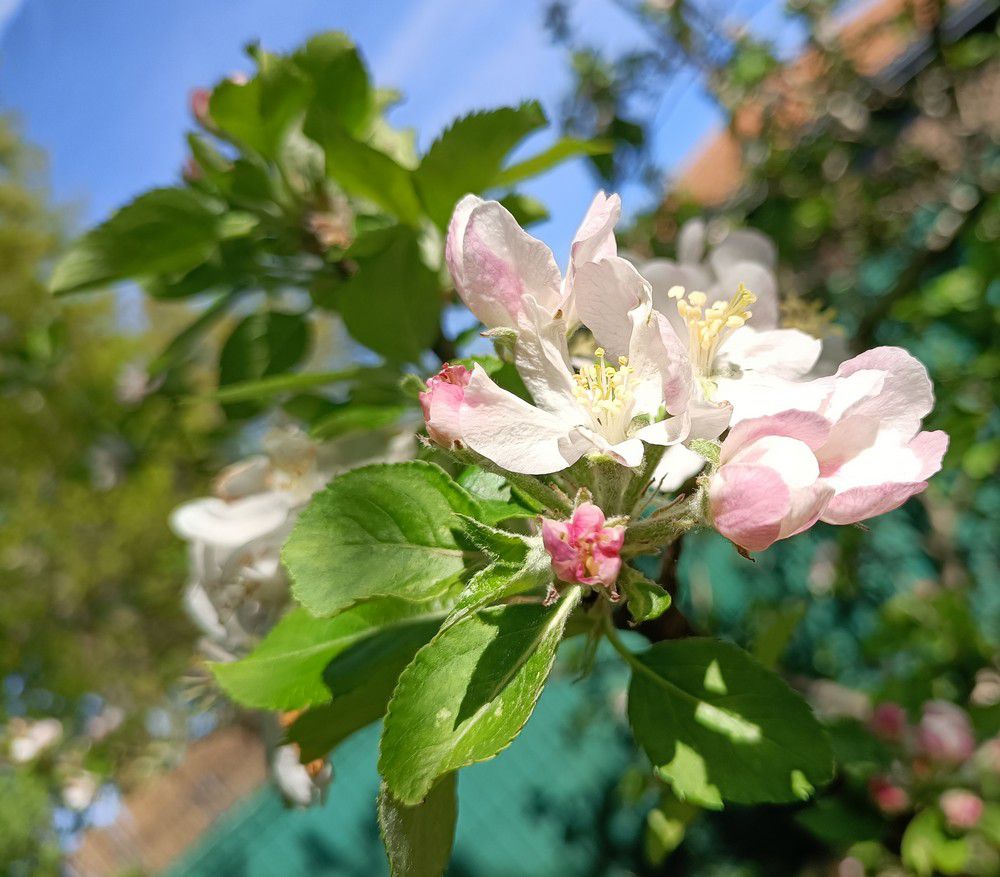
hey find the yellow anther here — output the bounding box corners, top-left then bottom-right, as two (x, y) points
(572, 350), (636, 443)
(672, 283), (758, 379)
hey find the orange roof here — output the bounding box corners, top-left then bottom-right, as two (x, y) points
(674, 0), (950, 205)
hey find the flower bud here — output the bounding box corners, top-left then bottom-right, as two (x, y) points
(541, 502), (624, 592)
(189, 87), (212, 126)
(939, 789), (983, 829)
(419, 364), (471, 448)
(868, 775), (910, 815)
(868, 702), (908, 743)
(917, 700), (975, 765)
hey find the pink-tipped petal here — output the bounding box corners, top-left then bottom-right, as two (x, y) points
(709, 463), (790, 552)
(454, 199), (562, 329)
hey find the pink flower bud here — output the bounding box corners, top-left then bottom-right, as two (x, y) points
(868, 702), (908, 743)
(190, 87), (212, 126)
(868, 775), (910, 815)
(419, 364), (471, 448)
(939, 789), (983, 829)
(917, 701), (975, 765)
(541, 503), (624, 591)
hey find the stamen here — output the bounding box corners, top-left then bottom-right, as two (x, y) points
(672, 283), (757, 378)
(572, 350), (636, 443)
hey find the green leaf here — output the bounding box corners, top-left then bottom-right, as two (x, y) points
(455, 516), (530, 563)
(795, 797), (884, 847)
(379, 775), (457, 877)
(457, 466), (539, 524)
(626, 638), (833, 808)
(309, 125), (422, 224)
(295, 32), (373, 139)
(210, 600), (446, 710)
(208, 55), (310, 158)
(414, 102), (547, 228)
(494, 137), (613, 187)
(208, 368), (360, 404)
(644, 794), (699, 866)
(218, 311), (311, 418)
(620, 566), (672, 624)
(336, 227), (441, 363)
(751, 601), (806, 670)
(283, 461), (483, 617)
(444, 555), (552, 630)
(282, 602), (449, 761)
(901, 808), (970, 876)
(310, 404), (409, 440)
(379, 589), (581, 805)
(51, 189), (225, 294)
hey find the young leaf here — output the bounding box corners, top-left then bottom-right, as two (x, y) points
(620, 566), (672, 624)
(494, 137), (613, 187)
(336, 227), (442, 363)
(208, 56), (310, 159)
(283, 461), (483, 617)
(310, 125), (422, 224)
(414, 102), (547, 228)
(210, 600), (447, 710)
(295, 32), (373, 139)
(379, 588), (581, 805)
(378, 775), (457, 877)
(50, 189), (225, 294)
(455, 516), (529, 563)
(207, 367), (360, 404)
(627, 638), (833, 808)
(309, 404), (409, 440)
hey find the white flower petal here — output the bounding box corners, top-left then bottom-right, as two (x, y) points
(677, 218), (707, 265)
(170, 494), (292, 549)
(460, 366), (592, 474)
(652, 444), (706, 492)
(719, 327), (821, 379)
(574, 256), (648, 359)
(710, 227), (777, 275)
(514, 296), (584, 423)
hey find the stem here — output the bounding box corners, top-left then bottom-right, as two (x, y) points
(602, 610), (645, 670)
(622, 443), (666, 517)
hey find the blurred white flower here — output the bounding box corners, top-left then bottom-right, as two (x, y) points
(62, 771), (99, 811)
(172, 424), (416, 653)
(271, 743), (332, 809)
(8, 717), (63, 763)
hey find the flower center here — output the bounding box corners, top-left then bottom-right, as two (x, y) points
(669, 284), (757, 378)
(572, 348), (635, 442)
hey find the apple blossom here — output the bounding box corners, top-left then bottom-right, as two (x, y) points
(541, 502), (625, 592)
(708, 411), (834, 552)
(420, 363), (471, 448)
(868, 702), (909, 743)
(446, 191), (620, 331)
(868, 775), (910, 815)
(916, 700), (976, 764)
(939, 789), (984, 829)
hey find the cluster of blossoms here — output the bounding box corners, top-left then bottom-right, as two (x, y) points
(420, 192), (947, 590)
(865, 699), (998, 833)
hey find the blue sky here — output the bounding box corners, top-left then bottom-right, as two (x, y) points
(0, 0), (800, 255)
